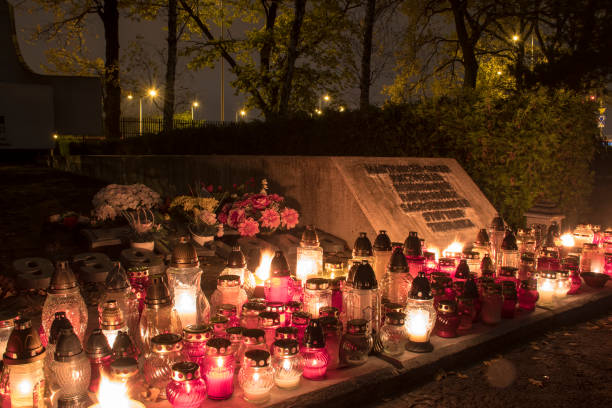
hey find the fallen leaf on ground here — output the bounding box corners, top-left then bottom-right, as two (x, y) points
(457, 372), (469, 379)
(528, 378), (544, 387)
(568, 342), (578, 346)
(435, 369), (447, 381)
(531, 345), (541, 350)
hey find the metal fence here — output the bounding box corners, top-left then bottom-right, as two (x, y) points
(120, 117), (238, 138)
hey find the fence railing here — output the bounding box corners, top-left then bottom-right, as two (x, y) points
(120, 117), (239, 138)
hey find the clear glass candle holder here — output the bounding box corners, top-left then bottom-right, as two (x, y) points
(139, 276), (182, 353)
(238, 350), (274, 404)
(52, 329), (91, 400)
(296, 226), (324, 282)
(555, 270), (571, 297)
(404, 286), (436, 353)
(241, 302), (266, 329)
(210, 275), (248, 317)
(379, 312), (406, 357)
(237, 329), (268, 368)
(166, 362), (207, 408)
(303, 278), (332, 319)
(339, 319), (373, 366)
(537, 270), (558, 307)
(143, 333), (185, 399)
(272, 339), (303, 390)
(97, 263), (139, 337)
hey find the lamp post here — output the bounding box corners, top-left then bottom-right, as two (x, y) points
(192, 102), (199, 121)
(235, 109), (246, 122)
(318, 94), (330, 111)
(136, 89), (157, 136)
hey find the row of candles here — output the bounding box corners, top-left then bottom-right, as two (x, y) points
(0, 221), (610, 408)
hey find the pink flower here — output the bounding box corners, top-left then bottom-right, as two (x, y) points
(206, 184), (214, 193)
(260, 208), (281, 229)
(281, 208), (299, 229)
(238, 217), (260, 237)
(217, 212), (228, 224)
(250, 194), (271, 210)
(268, 194), (284, 203)
(228, 208), (246, 228)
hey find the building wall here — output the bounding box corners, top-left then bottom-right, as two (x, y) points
(0, 0), (102, 149)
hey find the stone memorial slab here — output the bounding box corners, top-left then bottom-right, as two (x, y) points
(62, 155), (497, 249)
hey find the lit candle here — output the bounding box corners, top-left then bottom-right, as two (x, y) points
(238, 350), (274, 403)
(203, 339), (234, 400)
(174, 288), (197, 327)
(404, 272), (436, 353)
(537, 271), (557, 307)
(406, 309), (429, 342)
(272, 339), (303, 390)
(264, 251), (293, 304)
(91, 375), (145, 408)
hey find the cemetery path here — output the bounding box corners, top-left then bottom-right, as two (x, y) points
(368, 310), (612, 408)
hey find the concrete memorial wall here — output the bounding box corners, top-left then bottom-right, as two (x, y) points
(62, 155), (497, 249)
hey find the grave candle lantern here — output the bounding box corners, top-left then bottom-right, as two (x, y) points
(463, 251), (481, 277)
(435, 300), (460, 338)
(238, 350), (274, 404)
(182, 325), (213, 375)
(454, 260), (471, 283)
(274, 326), (298, 342)
(300, 319), (330, 380)
(225, 327), (244, 364)
(352, 232), (374, 265)
(97, 262), (139, 337)
(0, 311), (17, 357)
(264, 251), (294, 304)
(323, 256), (346, 280)
(404, 272), (436, 353)
(481, 284), (503, 325)
(456, 296), (475, 331)
(564, 260), (582, 294)
(555, 270), (572, 297)
(271, 339), (303, 390)
(1, 318), (46, 408)
(290, 312), (310, 345)
(85, 329), (112, 393)
(519, 252), (535, 281)
(489, 216), (506, 268)
(437, 258), (456, 277)
(52, 328), (91, 405)
(43, 312), (73, 374)
(501, 285), (518, 319)
(284, 301), (302, 328)
(518, 279), (538, 311)
(100, 300), (128, 348)
(111, 331), (138, 360)
(472, 229), (491, 266)
(345, 261), (380, 334)
(143, 334), (185, 400)
(296, 225), (324, 282)
(480, 254), (495, 277)
(211, 275), (248, 317)
(240, 302), (266, 329)
(423, 251), (438, 275)
(303, 278), (332, 319)
(258, 312), (281, 347)
(372, 231), (393, 283)
(500, 230), (520, 270)
(319, 316), (342, 369)
(497, 266), (519, 289)
(139, 276), (182, 353)
(220, 245), (256, 297)
(339, 319), (373, 366)
(379, 312), (407, 357)
(209, 316), (229, 339)
(217, 304), (239, 327)
(382, 245), (412, 305)
(202, 338), (235, 400)
(237, 329), (268, 368)
(42, 260), (88, 342)
(166, 362), (207, 408)
(404, 232), (426, 278)
(537, 270), (557, 307)
(331, 277), (345, 312)
(265, 302), (287, 326)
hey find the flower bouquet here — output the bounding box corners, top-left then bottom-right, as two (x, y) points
(169, 195), (224, 245)
(218, 179), (299, 237)
(92, 183), (162, 249)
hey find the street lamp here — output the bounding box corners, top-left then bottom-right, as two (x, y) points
(338, 106), (345, 112)
(192, 101), (199, 121)
(236, 109), (247, 122)
(136, 88), (158, 136)
(319, 94), (331, 111)
(512, 34), (519, 42)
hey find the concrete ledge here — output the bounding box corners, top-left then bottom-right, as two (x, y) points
(164, 285), (610, 408)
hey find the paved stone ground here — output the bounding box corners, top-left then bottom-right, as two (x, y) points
(368, 310), (612, 408)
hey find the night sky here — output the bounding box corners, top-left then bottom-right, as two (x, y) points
(10, 1), (391, 122)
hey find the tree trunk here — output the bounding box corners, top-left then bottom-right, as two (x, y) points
(449, 0), (478, 89)
(278, 0), (307, 117)
(102, 0), (121, 139)
(164, 0), (178, 132)
(359, 0), (376, 111)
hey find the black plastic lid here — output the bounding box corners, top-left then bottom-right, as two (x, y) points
(291, 311), (310, 326)
(274, 326), (298, 340)
(476, 228), (490, 245)
(104, 262), (130, 291)
(481, 254), (494, 273)
(49, 312), (73, 345)
(388, 246), (408, 273)
(54, 328), (83, 362)
(491, 216), (505, 231)
(463, 276), (479, 299)
(353, 261), (378, 290)
(501, 230), (518, 250)
(409, 272), (432, 300)
(272, 339), (299, 357)
(48, 260), (79, 294)
(85, 329), (111, 359)
(242, 328), (266, 343)
(303, 318), (325, 348)
(270, 251), (291, 277)
(112, 331), (136, 358)
(145, 276), (171, 307)
(385, 312), (405, 326)
(403, 231), (422, 257)
(454, 260), (470, 280)
(346, 262), (360, 285)
(227, 245), (246, 268)
(353, 232), (373, 257)
(373, 231), (392, 251)
(244, 349), (270, 367)
(347, 319), (368, 334)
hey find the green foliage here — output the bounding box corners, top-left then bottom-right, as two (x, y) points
(74, 87), (600, 226)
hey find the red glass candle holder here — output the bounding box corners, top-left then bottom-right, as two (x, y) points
(127, 267), (149, 316)
(266, 302), (287, 326)
(435, 300), (460, 338)
(501, 287), (517, 319)
(437, 258), (456, 276)
(240, 302), (266, 329)
(331, 277), (345, 312)
(217, 304), (240, 327)
(290, 311), (310, 346)
(182, 325), (213, 375)
(481, 284), (503, 325)
(300, 319), (330, 380)
(167, 362), (207, 408)
(568, 270), (582, 294)
(85, 329), (113, 393)
(517, 279), (538, 311)
(456, 296), (475, 331)
(202, 338), (235, 400)
(497, 267), (519, 289)
(259, 311), (281, 347)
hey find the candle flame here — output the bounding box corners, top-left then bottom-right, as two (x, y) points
(427, 247), (440, 261)
(255, 250), (274, 283)
(98, 376), (129, 408)
(560, 233), (575, 247)
(216, 356), (224, 368)
(442, 241), (463, 257)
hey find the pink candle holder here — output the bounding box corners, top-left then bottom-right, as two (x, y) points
(290, 311), (311, 346)
(182, 325), (213, 376)
(300, 319), (330, 380)
(265, 302), (287, 326)
(264, 251), (294, 304)
(167, 362), (207, 408)
(202, 338), (235, 400)
(518, 279), (538, 311)
(435, 300), (460, 338)
(217, 304), (240, 327)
